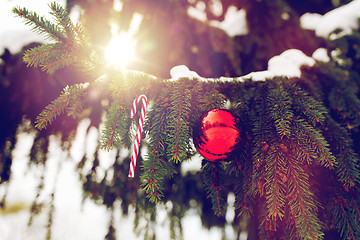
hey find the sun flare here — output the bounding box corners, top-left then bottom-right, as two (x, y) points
(105, 31), (136, 68)
(105, 13), (143, 68)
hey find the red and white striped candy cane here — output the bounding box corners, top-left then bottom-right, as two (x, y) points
(128, 94), (148, 178)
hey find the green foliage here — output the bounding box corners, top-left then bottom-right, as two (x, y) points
(10, 2), (360, 240)
(35, 83), (88, 129)
(328, 189), (360, 240)
(21, 43), (70, 71)
(108, 70), (161, 99)
(141, 87), (175, 202)
(268, 83), (293, 138)
(49, 2), (75, 41)
(246, 76), (346, 239)
(100, 104), (132, 150)
(13, 3), (96, 73)
(166, 80), (193, 163)
(264, 144), (287, 222)
(285, 143), (324, 240)
(13, 5), (66, 42)
(292, 118), (336, 168)
(195, 86), (227, 112)
(314, 62), (360, 128)
(322, 118), (360, 190)
(290, 87), (327, 126)
(201, 161), (227, 216)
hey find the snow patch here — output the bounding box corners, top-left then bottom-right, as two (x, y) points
(170, 65), (201, 80)
(209, 7), (248, 37)
(170, 49), (316, 82)
(312, 48), (330, 62)
(300, 13), (323, 32)
(301, 0), (360, 38)
(187, 4), (207, 22)
(187, 5), (248, 37)
(267, 49), (315, 77)
(181, 155), (202, 175)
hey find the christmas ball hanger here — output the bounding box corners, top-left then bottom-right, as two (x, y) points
(193, 109), (242, 161)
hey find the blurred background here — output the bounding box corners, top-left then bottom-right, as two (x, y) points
(0, 0), (358, 239)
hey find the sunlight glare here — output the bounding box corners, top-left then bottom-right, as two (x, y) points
(105, 29), (136, 68)
(105, 13), (143, 68)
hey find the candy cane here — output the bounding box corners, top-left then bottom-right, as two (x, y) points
(128, 95), (148, 178)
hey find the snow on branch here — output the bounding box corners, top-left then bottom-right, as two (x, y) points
(170, 49), (316, 82)
(301, 0), (360, 39)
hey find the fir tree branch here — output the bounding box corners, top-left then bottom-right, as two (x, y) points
(290, 124), (321, 165)
(320, 65), (360, 127)
(338, 203), (357, 240)
(73, 23), (88, 45)
(13, 6), (66, 42)
(285, 145), (324, 240)
(233, 169), (254, 218)
(330, 87), (360, 124)
(35, 83), (88, 130)
(286, 210), (302, 240)
(100, 104), (129, 151)
(292, 118), (336, 168)
(11, 3), (360, 239)
(23, 43), (64, 68)
(196, 89), (227, 112)
(268, 86), (293, 138)
(251, 88), (275, 197)
(291, 88), (327, 126)
(336, 150), (359, 190)
(259, 203), (278, 236)
(201, 161), (227, 216)
(290, 139), (314, 165)
(332, 194), (360, 240)
(14, 4), (101, 74)
(141, 90), (176, 202)
(35, 96), (70, 130)
(322, 118), (360, 190)
(49, 2), (75, 41)
(67, 98), (84, 118)
(166, 80), (193, 163)
(352, 197), (360, 218)
(264, 145), (287, 223)
(42, 54), (74, 73)
(109, 70), (160, 100)
(22, 42), (76, 73)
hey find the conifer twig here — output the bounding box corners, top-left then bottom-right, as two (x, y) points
(13, 6), (66, 42)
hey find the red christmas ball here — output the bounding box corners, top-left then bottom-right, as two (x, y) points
(193, 109), (242, 161)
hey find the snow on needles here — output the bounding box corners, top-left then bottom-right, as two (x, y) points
(170, 49), (317, 82)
